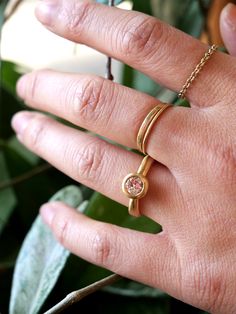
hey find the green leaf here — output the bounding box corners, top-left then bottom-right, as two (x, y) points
(1, 61), (22, 96)
(174, 98), (190, 108)
(9, 185), (85, 314)
(85, 192), (160, 234)
(3, 144), (70, 229)
(0, 151), (17, 235)
(7, 136), (39, 166)
(177, 1), (203, 37)
(0, 61), (24, 139)
(122, 65), (162, 97)
(0, 87), (23, 139)
(133, 0), (152, 15)
(151, 0), (203, 37)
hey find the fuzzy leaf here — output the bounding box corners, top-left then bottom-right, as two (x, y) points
(104, 280), (165, 297)
(9, 186), (85, 314)
(95, 0), (124, 5)
(0, 0), (8, 28)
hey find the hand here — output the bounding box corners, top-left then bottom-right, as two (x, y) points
(11, 1), (236, 313)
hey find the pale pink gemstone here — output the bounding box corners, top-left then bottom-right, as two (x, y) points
(125, 176), (143, 197)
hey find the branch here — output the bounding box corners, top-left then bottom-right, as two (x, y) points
(3, 0), (23, 24)
(105, 56), (114, 81)
(44, 274), (122, 314)
(105, 0), (115, 80)
(0, 163), (52, 190)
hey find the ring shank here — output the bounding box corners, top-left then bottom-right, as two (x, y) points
(129, 199), (139, 217)
(137, 103), (170, 155)
(137, 155), (154, 176)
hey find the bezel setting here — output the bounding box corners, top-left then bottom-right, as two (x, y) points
(122, 173), (148, 199)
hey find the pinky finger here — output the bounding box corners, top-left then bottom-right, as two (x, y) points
(40, 201), (178, 295)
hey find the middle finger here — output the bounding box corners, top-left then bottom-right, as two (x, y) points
(11, 111), (181, 224)
(17, 70), (200, 168)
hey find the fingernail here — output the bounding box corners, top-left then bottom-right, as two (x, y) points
(35, 0), (59, 26)
(16, 75), (28, 99)
(223, 3), (236, 30)
(40, 203), (57, 226)
(11, 112), (33, 137)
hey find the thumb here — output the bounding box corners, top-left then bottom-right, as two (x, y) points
(220, 3), (236, 56)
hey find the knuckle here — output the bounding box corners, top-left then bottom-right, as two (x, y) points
(209, 281), (228, 314)
(24, 115), (50, 150)
(91, 225), (118, 267)
(24, 71), (42, 102)
(64, 1), (91, 35)
(183, 254), (227, 313)
(119, 16), (163, 60)
(71, 77), (108, 125)
(71, 139), (107, 184)
(195, 270), (226, 312)
(52, 215), (70, 247)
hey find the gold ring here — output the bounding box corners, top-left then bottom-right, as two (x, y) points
(178, 44), (218, 100)
(122, 155), (154, 217)
(137, 103), (170, 154)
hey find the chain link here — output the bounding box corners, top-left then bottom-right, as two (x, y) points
(178, 44), (218, 99)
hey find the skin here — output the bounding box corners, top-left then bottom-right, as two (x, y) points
(11, 1), (236, 312)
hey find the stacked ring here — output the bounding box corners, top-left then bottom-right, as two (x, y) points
(137, 103), (170, 155)
(122, 103), (170, 217)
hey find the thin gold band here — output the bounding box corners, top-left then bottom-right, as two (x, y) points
(178, 44), (218, 100)
(137, 103), (170, 154)
(122, 155), (154, 217)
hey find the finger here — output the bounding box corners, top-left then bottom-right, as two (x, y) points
(40, 201), (179, 297)
(35, 0), (235, 107)
(11, 111), (183, 224)
(220, 3), (236, 56)
(17, 70), (200, 168)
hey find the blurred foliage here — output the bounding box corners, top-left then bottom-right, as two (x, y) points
(0, 0), (213, 313)
(9, 186), (86, 314)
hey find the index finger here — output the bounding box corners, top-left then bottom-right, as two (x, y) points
(35, 0), (234, 107)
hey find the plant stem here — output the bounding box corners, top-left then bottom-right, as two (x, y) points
(105, 0), (115, 80)
(3, 0), (23, 24)
(106, 56), (114, 81)
(198, 0), (212, 43)
(0, 163), (52, 190)
(44, 274), (121, 314)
